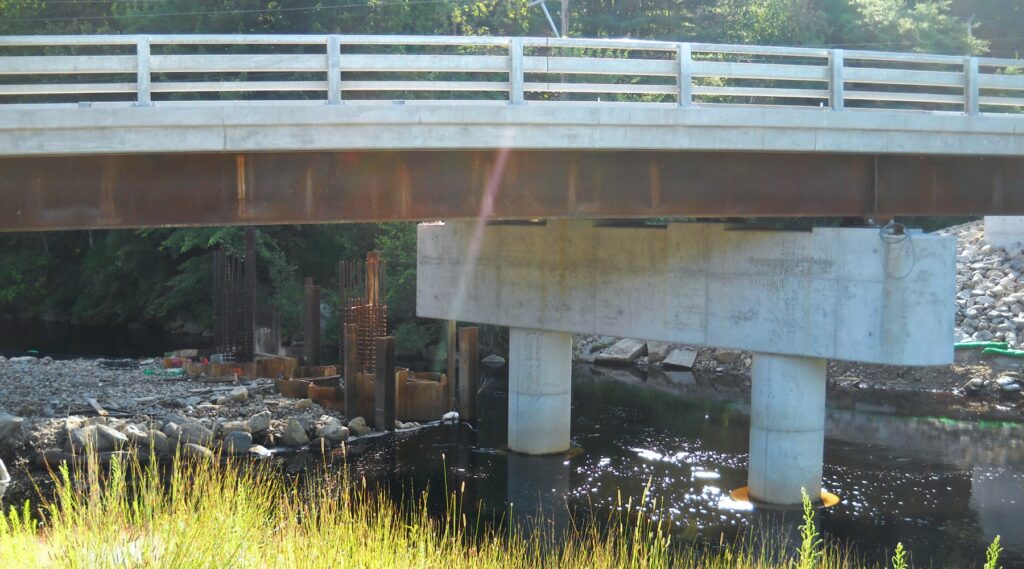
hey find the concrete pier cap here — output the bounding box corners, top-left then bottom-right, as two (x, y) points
(417, 220), (955, 502)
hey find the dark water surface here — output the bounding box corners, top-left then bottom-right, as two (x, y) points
(312, 363), (1024, 569)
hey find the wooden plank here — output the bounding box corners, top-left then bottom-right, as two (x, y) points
(0, 35), (138, 46)
(0, 83), (136, 95)
(524, 82), (675, 95)
(977, 73), (1024, 90)
(843, 49), (963, 65)
(693, 42), (830, 58)
(339, 35), (509, 47)
(457, 327), (479, 422)
(339, 53), (506, 73)
(525, 56), (676, 77)
(692, 60), (828, 81)
(0, 55), (136, 75)
(85, 398), (108, 417)
(151, 80), (325, 93)
(843, 90), (965, 104)
(525, 36), (679, 51)
(692, 85), (828, 99)
(374, 336), (396, 432)
(980, 95), (1024, 107)
(843, 66), (964, 87)
(150, 53), (325, 73)
(340, 80), (507, 92)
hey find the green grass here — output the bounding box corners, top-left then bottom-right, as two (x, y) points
(0, 451), (1004, 568)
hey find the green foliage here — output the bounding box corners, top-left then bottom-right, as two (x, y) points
(847, 0), (987, 54)
(795, 488), (823, 569)
(985, 535), (1003, 569)
(375, 223), (441, 357)
(890, 542), (908, 569)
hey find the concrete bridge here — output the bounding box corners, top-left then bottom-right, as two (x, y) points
(2, 34), (1022, 506)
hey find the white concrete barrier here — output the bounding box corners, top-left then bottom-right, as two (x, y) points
(984, 217), (1024, 253)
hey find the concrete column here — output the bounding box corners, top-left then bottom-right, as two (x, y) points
(508, 328), (572, 455)
(748, 353), (827, 506)
(984, 217), (1024, 253)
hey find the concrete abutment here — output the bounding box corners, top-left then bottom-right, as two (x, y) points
(417, 220), (954, 505)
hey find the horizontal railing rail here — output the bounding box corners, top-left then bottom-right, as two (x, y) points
(0, 34), (1022, 114)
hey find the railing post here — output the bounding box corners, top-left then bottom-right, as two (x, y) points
(964, 56), (979, 115)
(829, 48), (844, 111)
(676, 43), (692, 107)
(327, 35), (341, 105)
(135, 36), (152, 107)
(509, 37), (525, 104)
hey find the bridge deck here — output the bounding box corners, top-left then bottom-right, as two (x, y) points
(1, 35), (1023, 230)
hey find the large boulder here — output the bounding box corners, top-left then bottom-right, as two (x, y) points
(223, 431), (253, 454)
(0, 413), (25, 445)
(68, 425), (110, 452)
(281, 419), (309, 447)
(663, 348), (698, 370)
(228, 386), (249, 403)
(94, 424), (129, 450)
(594, 339), (646, 366)
(147, 430), (171, 456)
(316, 418), (349, 443)
(218, 421), (249, 437)
(347, 416), (370, 437)
(182, 443), (213, 460)
(247, 411), (272, 434)
(178, 421), (214, 447)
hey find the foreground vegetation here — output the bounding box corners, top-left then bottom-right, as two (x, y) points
(0, 452), (1006, 568)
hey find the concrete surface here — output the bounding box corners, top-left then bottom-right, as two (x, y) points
(1, 103), (1022, 157)
(985, 217), (1024, 253)
(508, 328), (573, 455)
(748, 354), (827, 505)
(417, 220), (955, 366)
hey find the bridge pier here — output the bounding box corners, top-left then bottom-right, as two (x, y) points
(508, 328), (573, 455)
(748, 354), (827, 505)
(418, 220), (954, 503)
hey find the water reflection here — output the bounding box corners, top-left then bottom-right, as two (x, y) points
(341, 362), (1024, 568)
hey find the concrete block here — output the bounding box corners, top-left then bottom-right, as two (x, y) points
(985, 217), (1024, 253)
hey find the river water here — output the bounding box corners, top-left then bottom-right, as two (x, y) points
(301, 363), (1024, 569)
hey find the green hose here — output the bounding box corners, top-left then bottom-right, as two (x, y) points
(955, 341), (1009, 350)
(981, 347), (1024, 358)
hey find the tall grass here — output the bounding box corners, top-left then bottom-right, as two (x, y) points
(0, 452), (1004, 568)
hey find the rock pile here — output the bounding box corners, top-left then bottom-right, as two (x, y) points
(939, 220), (1024, 346)
(0, 357), (394, 472)
(574, 335), (745, 372)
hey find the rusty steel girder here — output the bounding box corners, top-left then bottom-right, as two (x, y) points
(1, 150), (1022, 232)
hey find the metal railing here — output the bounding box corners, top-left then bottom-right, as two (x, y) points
(1, 34), (1023, 114)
